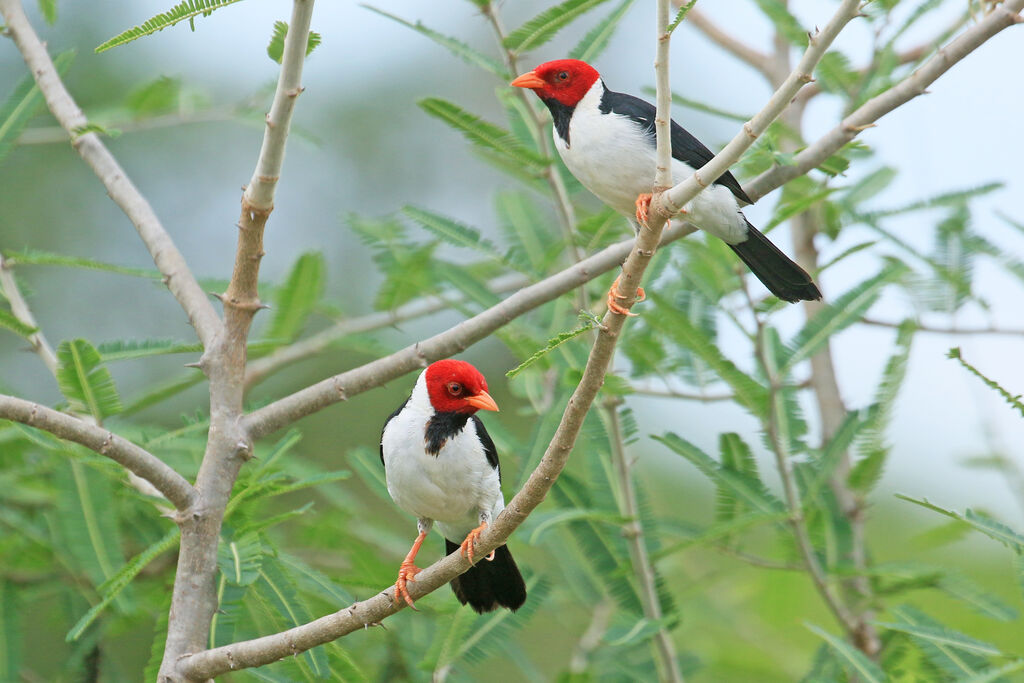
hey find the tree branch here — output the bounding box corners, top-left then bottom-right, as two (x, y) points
(744, 0), (1024, 202)
(0, 0), (222, 348)
(179, 126), (673, 683)
(657, 0), (863, 219)
(158, 2), (316, 679)
(0, 395), (196, 510)
(0, 252), (56, 375)
(243, 272), (530, 391)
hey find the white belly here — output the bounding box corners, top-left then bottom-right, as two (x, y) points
(556, 105), (747, 244)
(382, 409), (503, 540)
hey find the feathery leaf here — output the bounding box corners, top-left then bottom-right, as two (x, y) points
(266, 20), (322, 64)
(0, 51), (73, 164)
(57, 339), (122, 421)
(570, 0), (637, 62)
(96, 0), (248, 53)
(267, 252), (325, 342)
(362, 6), (506, 77)
(503, 0), (612, 53)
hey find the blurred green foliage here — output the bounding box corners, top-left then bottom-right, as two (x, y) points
(3, 0), (1024, 681)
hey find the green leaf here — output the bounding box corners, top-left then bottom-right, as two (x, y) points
(418, 97), (548, 172)
(804, 406), (878, 501)
(253, 561), (329, 678)
(716, 432), (760, 523)
(57, 339), (122, 421)
(67, 527), (180, 641)
(888, 605), (991, 677)
(97, 338), (202, 362)
(218, 532), (264, 586)
(896, 495), (1024, 552)
(3, 248), (160, 279)
(0, 581), (20, 681)
(503, 0), (612, 53)
(647, 294), (769, 418)
(527, 508), (629, 544)
(55, 461), (125, 589)
(843, 166), (897, 206)
(783, 263), (908, 372)
(877, 620), (1001, 657)
(266, 20), (322, 64)
(754, 0), (808, 47)
(666, 0), (698, 33)
(958, 661), (1024, 683)
(654, 510), (791, 560)
(806, 622), (885, 683)
(948, 347), (1024, 419)
(655, 433), (784, 515)
(507, 314), (600, 379)
(569, 0), (637, 62)
(96, 0), (248, 53)
(121, 371), (204, 415)
(402, 206), (508, 264)
(495, 191), (555, 272)
(37, 0), (57, 24)
(0, 51), (73, 164)
(277, 553), (354, 605)
(124, 76), (183, 116)
(267, 251), (325, 342)
(0, 309), (37, 339)
(362, 6), (507, 77)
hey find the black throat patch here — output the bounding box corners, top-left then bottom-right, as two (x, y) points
(424, 411), (471, 456)
(541, 98), (574, 147)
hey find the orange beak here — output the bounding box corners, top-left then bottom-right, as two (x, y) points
(465, 391), (499, 412)
(510, 71), (545, 89)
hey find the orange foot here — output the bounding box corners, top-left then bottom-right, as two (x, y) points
(394, 560), (422, 610)
(460, 521), (494, 565)
(635, 193), (652, 226)
(393, 529), (427, 609)
(606, 274), (646, 317)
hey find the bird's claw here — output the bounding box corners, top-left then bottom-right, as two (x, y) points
(460, 521), (488, 565)
(635, 193), (652, 226)
(607, 275), (645, 316)
(394, 561), (422, 610)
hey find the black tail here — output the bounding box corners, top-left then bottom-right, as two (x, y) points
(445, 539), (526, 614)
(730, 220), (821, 302)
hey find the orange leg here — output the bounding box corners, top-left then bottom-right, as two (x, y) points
(394, 530), (427, 610)
(459, 521), (494, 565)
(606, 274), (646, 317)
(635, 193), (652, 226)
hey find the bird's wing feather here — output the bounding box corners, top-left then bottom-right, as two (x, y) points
(599, 89), (753, 205)
(470, 415), (501, 477)
(379, 396), (410, 467)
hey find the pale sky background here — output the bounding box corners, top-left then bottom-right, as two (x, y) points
(2, 1), (1022, 520)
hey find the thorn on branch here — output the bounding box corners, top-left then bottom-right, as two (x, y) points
(183, 361), (202, 369)
(100, 431), (114, 455)
(265, 113), (274, 128)
(210, 292), (226, 302)
(234, 440), (254, 461)
(332, 376), (348, 400)
(843, 122), (877, 132)
(285, 86), (305, 97)
(743, 122), (758, 140)
(693, 171), (707, 188)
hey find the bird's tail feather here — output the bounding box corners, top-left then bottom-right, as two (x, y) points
(730, 219), (821, 302)
(446, 539), (527, 613)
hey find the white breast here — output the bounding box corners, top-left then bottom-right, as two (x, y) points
(381, 375), (504, 541)
(554, 82), (748, 244)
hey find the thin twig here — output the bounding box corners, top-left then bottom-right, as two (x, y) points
(0, 0), (222, 348)
(602, 396), (684, 683)
(244, 272), (530, 391)
(0, 252), (56, 374)
(860, 317), (1024, 336)
(0, 394), (196, 510)
(744, 0), (1024, 202)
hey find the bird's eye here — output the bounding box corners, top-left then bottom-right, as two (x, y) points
(447, 382), (463, 396)
(557, 71), (569, 81)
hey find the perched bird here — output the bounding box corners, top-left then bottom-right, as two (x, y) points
(380, 359), (527, 613)
(511, 59), (821, 312)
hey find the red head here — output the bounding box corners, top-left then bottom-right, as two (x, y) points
(424, 359), (499, 414)
(510, 59), (601, 107)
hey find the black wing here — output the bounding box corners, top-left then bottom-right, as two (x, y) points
(599, 89), (753, 205)
(470, 415), (501, 479)
(379, 397), (409, 467)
